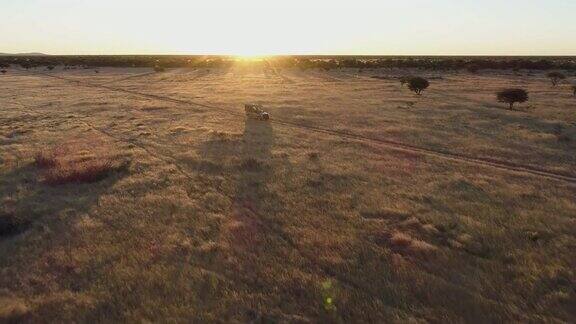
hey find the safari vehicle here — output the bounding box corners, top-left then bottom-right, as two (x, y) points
(244, 103), (270, 121)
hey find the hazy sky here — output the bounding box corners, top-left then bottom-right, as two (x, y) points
(2, 0), (575, 55)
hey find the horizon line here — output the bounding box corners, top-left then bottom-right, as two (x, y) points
(2, 53), (575, 57)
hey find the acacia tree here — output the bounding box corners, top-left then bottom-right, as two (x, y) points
(547, 71), (566, 86)
(497, 88), (529, 109)
(407, 77), (430, 95)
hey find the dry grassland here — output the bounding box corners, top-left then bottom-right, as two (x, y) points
(1, 63), (575, 322)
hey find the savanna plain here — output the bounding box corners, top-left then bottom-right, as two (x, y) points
(1, 60), (576, 322)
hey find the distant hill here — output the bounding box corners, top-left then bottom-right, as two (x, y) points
(0, 52), (49, 56)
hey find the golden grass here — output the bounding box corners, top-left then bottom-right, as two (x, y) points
(33, 140), (129, 185)
(0, 67), (575, 322)
(0, 297), (30, 323)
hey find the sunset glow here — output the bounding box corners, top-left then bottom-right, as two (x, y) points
(3, 0), (576, 55)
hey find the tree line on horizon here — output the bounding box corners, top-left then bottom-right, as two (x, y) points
(1, 56), (575, 71)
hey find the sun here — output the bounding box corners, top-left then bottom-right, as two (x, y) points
(233, 51), (272, 61)
(231, 47), (276, 61)
(235, 54), (265, 60)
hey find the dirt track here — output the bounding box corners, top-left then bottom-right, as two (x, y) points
(30, 70), (576, 185)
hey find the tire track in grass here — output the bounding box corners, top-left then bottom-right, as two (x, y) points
(308, 70), (347, 83)
(263, 59), (294, 84)
(103, 71), (157, 85)
(33, 71), (576, 185)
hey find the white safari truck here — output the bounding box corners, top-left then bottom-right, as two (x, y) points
(244, 104), (270, 121)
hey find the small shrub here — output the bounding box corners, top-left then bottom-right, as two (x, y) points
(557, 134), (571, 143)
(547, 71), (566, 86)
(572, 84), (576, 96)
(240, 157), (263, 171)
(46, 65), (55, 71)
(0, 70), (6, 74)
(43, 160), (118, 185)
(308, 152), (320, 161)
(34, 151), (58, 168)
(202, 192), (231, 212)
(0, 212), (30, 237)
(154, 66), (165, 73)
(33, 142), (129, 186)
(407, 77), (430, 95)
(497, 88), (529, 109)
